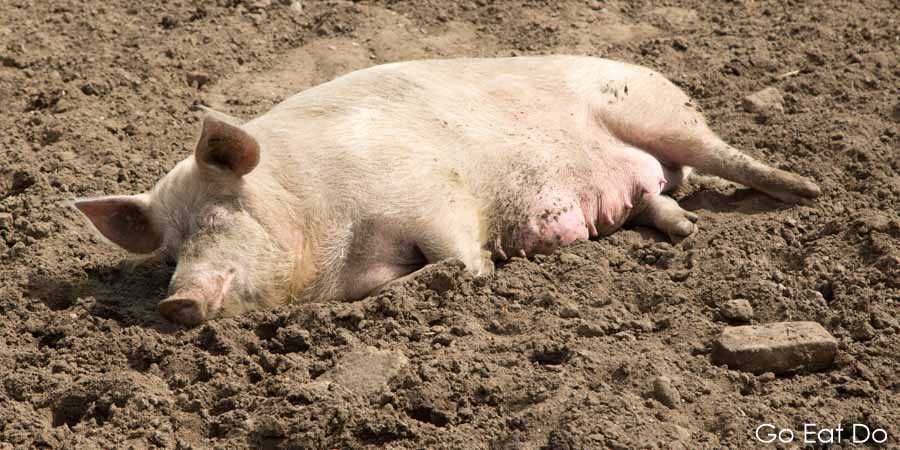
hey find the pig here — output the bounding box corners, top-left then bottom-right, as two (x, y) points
(72, 56), (820, 326)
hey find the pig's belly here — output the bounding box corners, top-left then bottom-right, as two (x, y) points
(489, 144), (674, 259)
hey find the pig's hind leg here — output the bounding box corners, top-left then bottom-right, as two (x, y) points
(595, 66), (820, 204)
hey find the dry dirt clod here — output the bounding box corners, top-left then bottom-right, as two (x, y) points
(0, 213), (12, 230)
(317, 346), (408, 398)
(186, 72), (211, 89)
(870, 310), (899, 330)
(711, 321), (837, 374)
(10, 170), (36, 193)
(742, 87), (784, 116)
(531, 340), (572, 365)
(558, 252), (584, 265)
(557, 302), (580, 318)
(652, 376), (681, 408)
(719, 299), (753, 323)
(851, 321), (876, 341)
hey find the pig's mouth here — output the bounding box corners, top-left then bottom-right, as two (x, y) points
(158, 269), (236, 326)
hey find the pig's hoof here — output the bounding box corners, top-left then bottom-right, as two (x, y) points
(634, 195), (699, 242)
(479, 250), (496, 276)
(158, 297), (207, 326)
(763, 169), (821, 205)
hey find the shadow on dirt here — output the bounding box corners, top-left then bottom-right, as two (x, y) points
(27, 260), (180, 332)
(679, 187), (799, 215)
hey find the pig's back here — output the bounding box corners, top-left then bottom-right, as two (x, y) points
(247, 56), (630, 217)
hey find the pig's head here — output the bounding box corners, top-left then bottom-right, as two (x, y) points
(73, 115), (299, 326)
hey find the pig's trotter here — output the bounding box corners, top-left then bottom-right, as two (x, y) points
(369, 264), (437, 296)
(479, 250), (496, 276)
(632, 195), (699, 241)
(697, 142), (822, 205)
(369, 256), (487, 296)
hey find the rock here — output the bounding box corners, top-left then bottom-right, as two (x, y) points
(719, 299), (753, 323)
(160, 16), (177, 29)
(711, 321), (837, 374)
(575, 322), (606, 338)
(855, 363), (878, 385)
(836, 380), (875, 397)
(80, 82), (109, 96)
(41, 127), (62, 146)
(0, 212), (12, 230)
(756, 372), (776, 383)
(649, 7), (698, 29)
(742, 87), (784, 115)
(274, 325), (310, 352)
(531, 340), (572, 365)
(318, 346), (408, 398)
(58, 150), (77, 161)
(652, 376), (681, 408)
(25, 221), (52, 239)
(247, 0), (272, 10)
(557, 303), (580, 318)
(10, 170), (36, 192)
(558, 252), (584, 265)
(851, 321), (875, 341)
(186, 71), (210, 89)
(870, 310), (898, 330)
(419, 267), (457, 294)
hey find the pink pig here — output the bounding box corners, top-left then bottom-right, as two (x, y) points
(73, 56), (820, 325)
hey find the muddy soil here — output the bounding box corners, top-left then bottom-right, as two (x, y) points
(1, 0), (898, 448)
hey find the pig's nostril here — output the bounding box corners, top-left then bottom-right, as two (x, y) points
(158, 296), (206, 327)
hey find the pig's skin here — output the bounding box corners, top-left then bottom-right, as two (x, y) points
(73, 56), (820, 325)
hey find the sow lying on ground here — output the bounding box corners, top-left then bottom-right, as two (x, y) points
(73, 56), (820, 326)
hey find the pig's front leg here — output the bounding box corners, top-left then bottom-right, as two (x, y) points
(631, 195), (699, 241)
(369, 250), (494, 296)
(363, 204), (494, 296)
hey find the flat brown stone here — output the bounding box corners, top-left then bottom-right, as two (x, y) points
(318, 346), (408, 398)
(711, 321), (837, 375)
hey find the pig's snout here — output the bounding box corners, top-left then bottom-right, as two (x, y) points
(159, 269), (235, 326)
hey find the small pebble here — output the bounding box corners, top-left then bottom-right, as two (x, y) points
(852, 321), (875, 341)
(742, 87), (784, 117)
(720, 299), (753, 323)
(652, 376), (681, 408)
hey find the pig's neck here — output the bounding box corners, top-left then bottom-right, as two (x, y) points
(242, 169), (322, 303)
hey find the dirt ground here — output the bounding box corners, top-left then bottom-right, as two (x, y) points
(1, 0), (898, 448)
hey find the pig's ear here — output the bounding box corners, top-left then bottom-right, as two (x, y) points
(195, 105), (244, 127)
(195, 116), (260, 177)
(71, 195), (163, 254)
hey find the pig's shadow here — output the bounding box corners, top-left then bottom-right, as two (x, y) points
(678, 188), (798, 215)
(622, 188), (800, 242)
(28, 260), (183, 333)
(28, 190), (789, 329)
